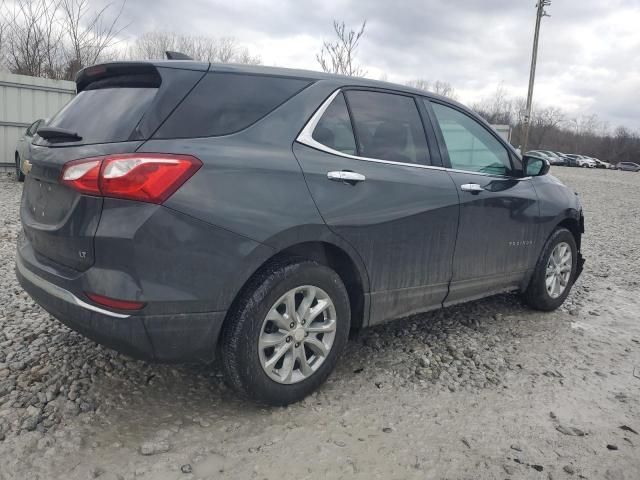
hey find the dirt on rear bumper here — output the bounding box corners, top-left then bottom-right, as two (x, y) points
(16, 259), (225, 363)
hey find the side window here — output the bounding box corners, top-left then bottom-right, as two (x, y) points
(312, 93), (356, 155)
(345, 91), (429, 165)
(155, 73), (311, 138)
(430, 102), (512, 175)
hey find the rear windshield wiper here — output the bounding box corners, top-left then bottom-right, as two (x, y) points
(37, 127), (82, 142)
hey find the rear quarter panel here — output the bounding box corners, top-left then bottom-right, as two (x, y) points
(140, 81), (371, 310)
(147, 81), (344, 245)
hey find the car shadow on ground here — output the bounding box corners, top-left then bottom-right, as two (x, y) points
(84, 291), (548, 411)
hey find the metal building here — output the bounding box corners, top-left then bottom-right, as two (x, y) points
(0, 72), (75, 170)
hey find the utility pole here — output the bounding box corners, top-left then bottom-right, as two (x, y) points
(521, 1), (550, 153)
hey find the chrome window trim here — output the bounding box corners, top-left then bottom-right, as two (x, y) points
(16, 257), (131, 319)
(296, 88), (524, 180)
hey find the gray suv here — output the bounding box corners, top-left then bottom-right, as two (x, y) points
(16, 61), (585, 405)
(617, 162), (640, 172)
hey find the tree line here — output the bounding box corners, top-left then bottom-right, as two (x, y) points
(1, 4), (637, 164)
(0, 0), (261, 80)
(471, 85), (640, 163)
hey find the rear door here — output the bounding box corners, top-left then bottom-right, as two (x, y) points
(294, 88), (460, 324)
(426, 100), (540, 305)
(21, 63), (206, 271)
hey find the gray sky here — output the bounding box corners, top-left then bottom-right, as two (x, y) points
(118, 0), (640, 130)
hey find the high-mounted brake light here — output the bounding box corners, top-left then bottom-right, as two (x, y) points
(60, 154), (202, 204)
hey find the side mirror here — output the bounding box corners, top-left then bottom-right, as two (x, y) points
(523, 155), (550, 177)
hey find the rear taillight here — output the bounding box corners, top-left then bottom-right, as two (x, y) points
(60, 153), (202, 204)
(60, 158), (102, 195)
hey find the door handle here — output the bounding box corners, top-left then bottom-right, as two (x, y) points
(327, 171), (366, 184)
(460, 183), (484, 193)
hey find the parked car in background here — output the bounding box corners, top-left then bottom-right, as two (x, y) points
(564, 154), (596, 168)
(563, 154), (580, 167)
(578, 157), (597, 168)
(553, 152), (573, 164)
(14, 118), (45, 182)
(591, 158), (613, 169)
(537, 150), (565, 165)
(16, 60), (585, 405)
(617, 162), (640, 172)
(526, 150), (564, 165)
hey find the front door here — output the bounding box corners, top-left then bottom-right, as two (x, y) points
(427, 100), (540, 305)
(294, 89), (460, 324)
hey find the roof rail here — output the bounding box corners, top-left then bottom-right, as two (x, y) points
(165, 51), (193, 60)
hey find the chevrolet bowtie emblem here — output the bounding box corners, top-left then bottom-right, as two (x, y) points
(23, 159), (32, 175)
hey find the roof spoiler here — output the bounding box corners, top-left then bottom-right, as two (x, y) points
(75, 63), (161, 92)
(165, 51), (193, 60)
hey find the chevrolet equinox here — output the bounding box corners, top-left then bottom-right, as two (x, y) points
(16, 60), (585, 405)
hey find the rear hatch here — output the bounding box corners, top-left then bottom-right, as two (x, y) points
(21, 62), (207, 271)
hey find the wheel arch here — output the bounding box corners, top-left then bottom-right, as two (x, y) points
(557, 215), (583, 251)
(223, 238), (370, 336)
(522, 211), (584, 292)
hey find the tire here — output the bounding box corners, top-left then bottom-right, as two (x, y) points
(220, 259), (351, 406)
(523, 228), (578, 311)
(15, 154), (25, 182)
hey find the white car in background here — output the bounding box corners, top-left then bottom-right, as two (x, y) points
(565, 154), (597, 168)
(14, 118), (45, 182)
(576, 156), (597, 168)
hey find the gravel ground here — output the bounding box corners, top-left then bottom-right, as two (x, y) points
(1, 167), (639, 479)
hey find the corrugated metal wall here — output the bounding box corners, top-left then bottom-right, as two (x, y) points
(0, 72), (75, 167)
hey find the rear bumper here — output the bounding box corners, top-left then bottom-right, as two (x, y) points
(16, 255), (225, 363)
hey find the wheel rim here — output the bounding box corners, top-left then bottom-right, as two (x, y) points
(258, 285), (337, 384)
(545, 242), (572, 298)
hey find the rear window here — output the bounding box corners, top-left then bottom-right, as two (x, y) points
(154, 72), (311, 138)
(44, 87), (157, 145)
(345, 90), (430, 165)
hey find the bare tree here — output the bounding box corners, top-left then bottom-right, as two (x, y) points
(0, 0), (127, 79)
(59, 0), (128, 79)
(0, 0), (64, 78)
(529, 106), (565, 148)
(432, 80), (457, 99)
(472, 83), (513, 125)
(406, 79), (431, 91)
(316, 20), (367, 76)
(129, 31), (260, 64)
(0, 0), (5, 67)
(406, 78), (458, 99)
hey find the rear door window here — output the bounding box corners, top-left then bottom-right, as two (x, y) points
(312, 93), (357, 155)
(344, 90), (429, 165)
(155, 72), (311, 138)
(45, 87), (157, 145)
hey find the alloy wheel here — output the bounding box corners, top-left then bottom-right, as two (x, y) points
(258, 285), (337, 384)
(545, 242), (572, 298)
